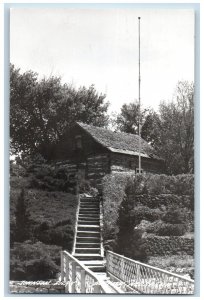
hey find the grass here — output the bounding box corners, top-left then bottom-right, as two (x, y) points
(148, 255), (194, 278)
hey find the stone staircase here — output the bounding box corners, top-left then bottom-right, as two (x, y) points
(73, 196), (105, 272)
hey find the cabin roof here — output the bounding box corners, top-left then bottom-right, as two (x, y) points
(76, 122), (162, 160)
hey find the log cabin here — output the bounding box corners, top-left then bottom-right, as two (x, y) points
(55, 122), (164, 190)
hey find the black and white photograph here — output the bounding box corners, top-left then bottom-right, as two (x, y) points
(9, 3), (197, 295)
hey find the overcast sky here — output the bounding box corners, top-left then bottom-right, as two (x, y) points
(10, 7), (194, 113)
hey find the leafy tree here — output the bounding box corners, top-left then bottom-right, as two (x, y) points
(115, 81), (194, 175)
(10, 64), (109, 159)
(156, 81), (194, 174)
(141, 111), (162, 147)
(14, 189), (31, 242)
(115, 101), (149, 134)
(116, 195), (147, 262)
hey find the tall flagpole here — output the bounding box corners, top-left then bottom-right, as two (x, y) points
(138, 16), (141, 174)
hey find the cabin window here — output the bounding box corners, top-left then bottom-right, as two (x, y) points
(75, 135), (82, 149)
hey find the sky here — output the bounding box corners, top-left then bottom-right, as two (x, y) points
(10, 6), (195, 113)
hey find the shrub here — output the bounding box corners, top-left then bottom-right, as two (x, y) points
(133, 206), (163, 224)
(10, 241), (61, 280)
(161, 207), (192, 224)
(14, 189), (32, 243)
(156, 223), (186, 236)
(36, 225), (74, 251)
(102, 173), (133, 240)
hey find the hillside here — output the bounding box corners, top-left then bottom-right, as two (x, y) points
(102, 173), (194, 278)
(10, 161), (77, 280)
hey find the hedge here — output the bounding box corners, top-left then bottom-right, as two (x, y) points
(102, 173), (194, 253)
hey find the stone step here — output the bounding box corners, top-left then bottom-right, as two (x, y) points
(80, 206), (99, 210)
(75, 248), (101, 254)
(75, 242), (100, 248)
(87, 265), (106, 272)
(76, 237), (100, 243)
(74, 254), (103, 261)
(79, 208), (100, 214)
(78, 214), (100, 219)
(80, 202), (99, 206)
(77, 225), (100, 232)
(77, 231), (100, 237)
(80, 205), (99, 209)
(80, 198), (98, 203)
(78, 220), (100, 225)
(78, 215), (99, 220)
(80, 260), (105, 272)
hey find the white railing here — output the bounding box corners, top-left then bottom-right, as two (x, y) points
(72, 194), (80, 255)
(99, 196), (104, 257)
(106, 251), (194, 294)
(61, 251), (111, 293)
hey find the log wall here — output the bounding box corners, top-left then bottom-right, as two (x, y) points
(110, 153), (164, 174)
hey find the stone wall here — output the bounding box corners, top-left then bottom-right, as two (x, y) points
(143, 235), (194, 256)
(9, 280), (65, 294)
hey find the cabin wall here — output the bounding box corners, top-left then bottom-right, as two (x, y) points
(55, 125), (108, 161)
(110, 152), (164, 174)
(86, 153), (110, 192)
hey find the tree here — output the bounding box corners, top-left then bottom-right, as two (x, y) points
(156, 81), (194, 174)
(10, 64), (109, 159)
(14, 189), (31, 242)
(115, 102), (149, 134)
(141, 110), (162, 147)
(116, 195), (147, 262)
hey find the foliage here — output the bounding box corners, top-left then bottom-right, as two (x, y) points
(102, 173), (194, 259)
(115, 81), (194, 175)
(125, 173), (194, 197)
(148, 255), (194, 279)
(10, 161), (77, 251)
(156, 81), (194, 174)
(102, 173), (133, 241)
(116, 197), (147, 262)
(34, 223), (74, 251)
(13, 189), (32, 243)
(141, 111), (162, 147)
(10, 241), (61, 280)
(115, 101), (149, 134)
(10, 64), (109, 159)
(155, 223), (186, 236)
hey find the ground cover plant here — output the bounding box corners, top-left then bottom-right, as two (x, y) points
(10, 160), (77, 280)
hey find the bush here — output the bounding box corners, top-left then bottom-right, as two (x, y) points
(10, 241), (61, 280)
(36, 225), (74, 251)
(102, 173), (194, 259)
(161, 207), (192, 224)
(102, 173), (133, 240)
(156, 223), (186, 236)
(133, 206), (163, 224)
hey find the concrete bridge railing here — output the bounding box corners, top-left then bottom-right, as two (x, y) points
(60, 251), (111, 293)
(106, 250), (194, 294)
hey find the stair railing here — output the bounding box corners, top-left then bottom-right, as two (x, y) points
(72, 193), (80, 255)
(61, 250), (110, 293)
(106, 251), (194, 294)
(99, 196), (105, 257)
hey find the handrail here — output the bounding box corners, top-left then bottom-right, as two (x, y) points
(61, 250), (111, 293)
(106, 251), (194, 294)
(72, 193), (80, 255)
(99, 196), (104, 257)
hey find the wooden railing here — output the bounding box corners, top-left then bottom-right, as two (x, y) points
(61, 251), (111, 293)
(106, 251), (194, 294)
(99, 196), (104, 257)
(71, 194), (80, 255)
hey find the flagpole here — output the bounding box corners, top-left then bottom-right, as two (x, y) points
(138, 16), (141, 174)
